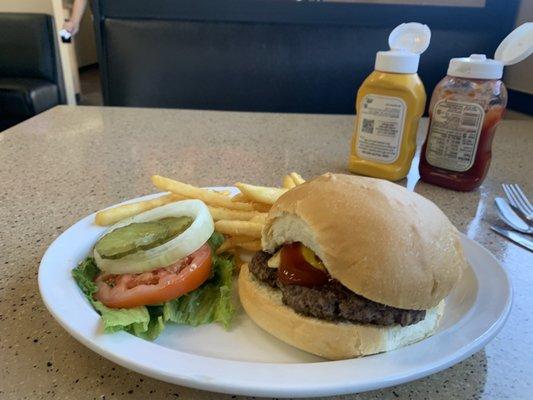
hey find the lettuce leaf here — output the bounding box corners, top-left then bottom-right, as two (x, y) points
(71, 257), (99, 295)
(71, 232), (235, 340)
(163, 254), (235, 329)
(72, 258), (151, 334)
(133, 315), (165, 340)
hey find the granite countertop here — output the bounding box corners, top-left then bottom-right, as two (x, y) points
(0, 105), (531, 400)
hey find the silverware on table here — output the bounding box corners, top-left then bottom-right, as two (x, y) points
(495, 197), (533, 234)
(491, 226), (533, 252)
(502, 184), (533, 222)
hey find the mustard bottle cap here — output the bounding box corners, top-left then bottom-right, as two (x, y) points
(375, 22), (431, 74)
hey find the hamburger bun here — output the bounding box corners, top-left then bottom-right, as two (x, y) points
(239, 263), (445, 359)
(262, 173), (465, 310)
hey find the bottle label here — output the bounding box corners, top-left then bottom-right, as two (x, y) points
(425, 100), (485, 172)
(355, 94), (406, 164)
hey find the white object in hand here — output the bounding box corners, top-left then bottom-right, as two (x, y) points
(59, 29), (72, 40)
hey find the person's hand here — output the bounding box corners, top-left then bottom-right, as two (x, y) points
(63, 19), (80, 36)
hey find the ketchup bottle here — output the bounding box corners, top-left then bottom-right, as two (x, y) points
(419, 23), (533, 191)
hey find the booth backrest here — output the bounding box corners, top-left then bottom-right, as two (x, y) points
(92, 0), (519, 114)
(0, 13), (60, 84)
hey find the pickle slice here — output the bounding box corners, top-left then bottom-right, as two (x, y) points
(95, 222), (169, 259)
(158, 216), (193, 239)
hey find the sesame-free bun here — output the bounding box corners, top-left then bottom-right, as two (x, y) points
(238, 263), (445, 359)
(262, 173), (465, 310)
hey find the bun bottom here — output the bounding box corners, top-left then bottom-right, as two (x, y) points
(238, 263), (445, 360)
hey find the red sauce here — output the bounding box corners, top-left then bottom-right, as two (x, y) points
(277, 243), (329, 287)
(419, 106), (505, 191)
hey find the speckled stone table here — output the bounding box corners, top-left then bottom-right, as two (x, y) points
(1, 106), (532, 400)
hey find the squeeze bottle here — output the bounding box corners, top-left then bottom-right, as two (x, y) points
(419, 23), (533, 191)
(349, 23), (430, 181)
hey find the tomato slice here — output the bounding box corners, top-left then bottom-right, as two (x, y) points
(94, 243), (212, 308)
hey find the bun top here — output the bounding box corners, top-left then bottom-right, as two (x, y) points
(262, 173), (465, 310)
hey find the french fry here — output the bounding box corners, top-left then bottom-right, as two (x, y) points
(231, 193), (248, 202)
(251, 202), (271, 212)
(233, 249), (244, 274)
(282, 175), (296, 189)
(216, 236), (262, 254)
(169, 194), (188, 201)
(213, 190), (232, 197)
(208, 206), (260, 221)
(232, 249), (250, 274)
(235, 182), (287, 205)
(215, 220), (264, 238)
(230, 235), (259, 245)
(152, 175), (254, 211)
(216, 239), (235, 254)
(289, 172), (305, 185)
(238, 240), (262, 252)
(94, 193), (178, 226)
(217, 236), (246, 254)
(249, 213), (267, 224)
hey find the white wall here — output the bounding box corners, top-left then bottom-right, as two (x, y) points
(0, 0), (53, 14)
(504, 0), (533, 95)
(74, 5), (98, 67)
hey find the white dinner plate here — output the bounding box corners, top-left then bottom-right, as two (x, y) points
(39, 188), (512, 398)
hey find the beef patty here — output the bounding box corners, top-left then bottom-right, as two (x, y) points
(249, 251), (425, 327)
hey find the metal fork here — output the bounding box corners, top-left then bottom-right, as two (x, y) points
(502, 184), (533, 223)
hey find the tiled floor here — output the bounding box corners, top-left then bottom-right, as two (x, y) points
(79, 65), (103, 106)
(78, 66), (532, 120)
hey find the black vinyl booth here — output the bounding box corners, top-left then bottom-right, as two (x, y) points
(91, 0), (520, 114)
(0, 13), (66, 131)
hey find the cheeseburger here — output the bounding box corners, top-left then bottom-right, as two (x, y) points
(238, 173), (465, 359)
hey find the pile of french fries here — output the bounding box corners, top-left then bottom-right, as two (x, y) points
(94, 172), (306, 263)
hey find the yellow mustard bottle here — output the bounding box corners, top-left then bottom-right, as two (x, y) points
(349, 23), (430, 181)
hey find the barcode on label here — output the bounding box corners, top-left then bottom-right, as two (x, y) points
(361, 119), (374, 134)
(461, 113), (479, 127)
